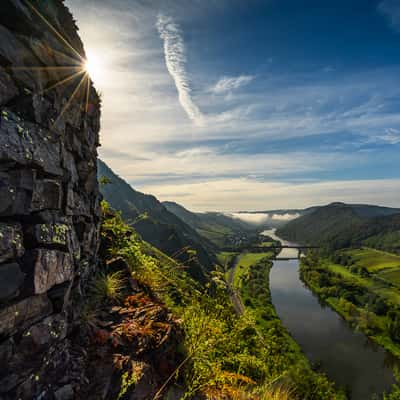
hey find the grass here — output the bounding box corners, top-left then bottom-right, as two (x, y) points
(91, 270), (126, 303)
(232, 252), (273, 289)
(326, 263), (400, 306)
(258, 385), (294, 400)
(217, 251), (237, 268)
(379, 269), (400, 288)
(99, 203), (344, 399)
(260, 241), (275, 247)
(197, 228), (228, 248)
(341, 248), (400, 273)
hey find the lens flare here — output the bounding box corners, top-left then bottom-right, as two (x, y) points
(84, 52), (104, 84)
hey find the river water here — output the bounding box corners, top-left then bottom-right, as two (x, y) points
(262, 229), (397, 399)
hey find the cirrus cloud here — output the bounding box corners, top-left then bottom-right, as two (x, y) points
(209, 75), (254, 94)
(156, 14), (204, 125)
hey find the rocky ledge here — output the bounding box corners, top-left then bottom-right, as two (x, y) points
(0, 1), (101, 398)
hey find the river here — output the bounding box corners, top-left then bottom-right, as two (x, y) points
(262, 229), (397, 399)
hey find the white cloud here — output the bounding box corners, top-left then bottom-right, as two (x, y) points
(107, 147), (356, 187)
(376, 128), (400, 144)
(378, 0), (400, 31)
(229, 212), (300, 225)
(156, 14), (204, 125)
(65, 1), (400, 213)
(271, 213), (301, 221)
(138, 178), (400, 212)
(230, 213), (271, 225)
(209, 75), (254, 94)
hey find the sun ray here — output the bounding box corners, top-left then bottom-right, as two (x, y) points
(47, 46), (83, 66)
(7, 1), (98, 138)
(24, 0), (84, 62)
(9, 66), (82, 72)
(52, 72), (87, 130)
(85, 73), (91, 114)
(41, 69), (86, 94)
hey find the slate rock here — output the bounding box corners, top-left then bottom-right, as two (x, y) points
(0, 112), (62, 176)
(0, 294), (52, 337)
(31, 179), (62, 211)
(54, 384), (74, 400)
(0, 170), (35, 216)
(0, 262), (25, 301)
(0, 223), (24, 263)
(19, 314), (68, 353)
(0, 338), (14, 366)
(28, 249), (74, 294)
(0, 71), (19, 106)
(28, 223), (70, 247)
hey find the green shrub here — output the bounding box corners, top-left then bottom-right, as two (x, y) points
(91, 270), (126, 303)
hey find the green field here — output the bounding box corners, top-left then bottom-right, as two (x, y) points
(379, 269), (400, 288)
(332, 248), (400, 304)
(232, 252), (273, 289)
(197, 227), (232, 248)
(341, 248), (400, 273)
(259, 241), (274, 247)
(326, 262), (400, 306)
(216, 251), (237, 267)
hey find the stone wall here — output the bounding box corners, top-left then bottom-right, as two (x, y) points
(0, 1), (101, 398)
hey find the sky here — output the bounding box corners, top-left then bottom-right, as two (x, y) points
(66, 0), (400, 211)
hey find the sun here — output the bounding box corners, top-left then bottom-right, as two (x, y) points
(84, 51), (104, 84)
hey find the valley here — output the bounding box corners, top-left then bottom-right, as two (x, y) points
(221, 227), (400, 399)
(99, 162), (400, 398)
(300, 248), (400, 359)
(1, 2), (399, 399)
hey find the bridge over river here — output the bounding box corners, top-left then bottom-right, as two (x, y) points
(221, 245), (320, 260)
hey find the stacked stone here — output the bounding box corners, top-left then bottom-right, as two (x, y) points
(0, 1), (101, 398)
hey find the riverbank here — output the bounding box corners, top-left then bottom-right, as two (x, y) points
(299, 250), (400, 359)
(223, 250), (346, 399)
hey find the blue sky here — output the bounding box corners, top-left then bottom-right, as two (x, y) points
(67, 0), (400, 211)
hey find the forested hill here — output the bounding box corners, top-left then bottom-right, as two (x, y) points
(97, 159), (216, 282)
(163, 201), (256, 248)
(277, 202), (400, 251)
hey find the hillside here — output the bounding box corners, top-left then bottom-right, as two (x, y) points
(83, 202), (345, 400)
(97, 160), (216, 282)
(163, 201), (256, 248)
(277, 202), (400, 251)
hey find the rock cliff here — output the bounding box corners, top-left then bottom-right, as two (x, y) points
(0, 1), (101, 398)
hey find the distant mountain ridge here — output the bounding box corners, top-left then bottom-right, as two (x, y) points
(97, 160), (216, 282)
(234, 203), (400, 229)
(163, 201), (256, 248)
(277, 202), (400, 251)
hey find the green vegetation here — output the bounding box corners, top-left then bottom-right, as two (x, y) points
(163, 201), (257, 249)
(260, 241), (275, 247)
(91, 270), (126, 303)
(277, 202), (400, 253)
(217, 251), (237, 266)
(97, 159), (217, 282)
(232, 252), (273, 288)
(197, 227), (232, 248)
(99, 175), (112, 186)
(93, 201), (344, 399)
(227, 252), (345, 399)
(336, 248), (400, 273)
(299, 249), (400, 359)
